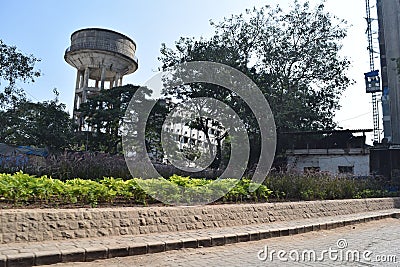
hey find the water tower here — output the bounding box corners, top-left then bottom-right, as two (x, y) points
(64, 28), (138, 130)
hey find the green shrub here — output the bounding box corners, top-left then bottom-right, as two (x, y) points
(0, 172), (397, 207)
(134, 178), (181, 204)
(0, 152), (132, 181)
(264, 173), (396, 201)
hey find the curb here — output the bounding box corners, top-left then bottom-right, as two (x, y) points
(1, 211), (399, 267)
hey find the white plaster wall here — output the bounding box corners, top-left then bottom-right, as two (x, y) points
(287, 154), (370, 176)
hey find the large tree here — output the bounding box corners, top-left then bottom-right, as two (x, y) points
(0, 90), (73, 151)
(0, 40), (72, 151)
(77, 84), (168, 155)
(160, 38), (258, 168)
(77, 85), (139, 153)
(0, 39), (41, 108)
(159, 1), (352, 163)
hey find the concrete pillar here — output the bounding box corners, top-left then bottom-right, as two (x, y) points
(109, 80), (113, 89)
(73, 71), (82, 124)
(114, 73), (120, 87)
(95, 80), (99, 88)
(84, 67), (90, 88)
(82, 89), (87, 103)
(74, 95), (79, 111)
(75, 70), (81, 89)
(100, 66), (106, 89)
(79, 71), (84, 89)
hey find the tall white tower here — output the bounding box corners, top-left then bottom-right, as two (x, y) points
(64, 28), (138, 130)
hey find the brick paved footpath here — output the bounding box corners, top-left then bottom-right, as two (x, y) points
(0, 209), (399, 267)
(52, 216), (400, 267)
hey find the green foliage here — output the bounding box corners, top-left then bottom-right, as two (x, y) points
(135, 178), (181, 204)
(264, 173), (397, 201)
(64, 179), (111, 206)
(6, 151), (132, 181)
(77, 85), (139, 153)
(0, 39), (41, 108)
(0, 172), (68, 203)
(45, 152), (130, 181)
(76, 84), (168, 155)
(353, 189), (391, 199)
(0, 172), (149, 206)
(0, 40), (72, 152)
(0, 173), (397, 207)
(159, 0), (353, 163)
(100, 177), (133, 198)
(0, 172), (274, 206)
(0, 93), (74, 151)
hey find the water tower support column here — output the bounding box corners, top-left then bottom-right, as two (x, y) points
(75, 71), (81, 90)
(114, 73), (121, 87)
(100, 67), (106, 89)
(84, 67), (90, 88)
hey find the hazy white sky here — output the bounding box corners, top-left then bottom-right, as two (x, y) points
(0, 0), (380, 143)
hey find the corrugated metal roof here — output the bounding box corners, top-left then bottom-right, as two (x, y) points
(282, 129), (373, 135)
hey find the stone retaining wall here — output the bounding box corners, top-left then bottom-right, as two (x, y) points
(1, 198), (399, 244)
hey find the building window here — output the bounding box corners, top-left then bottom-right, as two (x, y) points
(338, 166), (354, 174)
(304, 167), (320, 173)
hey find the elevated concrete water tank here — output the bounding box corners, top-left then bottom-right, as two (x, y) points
(64, 28), (138, 129)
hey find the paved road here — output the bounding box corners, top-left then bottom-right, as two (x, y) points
(51, 218), (399, 267)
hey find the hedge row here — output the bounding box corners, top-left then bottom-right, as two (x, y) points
(264, 173), (399, 200)
(0, 172), (397, 207)
(0, 172), (272, 206)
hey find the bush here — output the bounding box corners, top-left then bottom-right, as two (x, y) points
(0, 151), (132, 181)
(0, 172), (273, 206)
(264, 173), (398, 201)
(0, 172), (397, 207)
(0, 151), (226, 181)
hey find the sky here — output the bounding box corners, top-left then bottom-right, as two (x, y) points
(0, 0), (380, 143)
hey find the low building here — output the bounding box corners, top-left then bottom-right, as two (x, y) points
(144, 98), (223, 165)
(370, 143), (400, 182)
(285, 130), (372, 176)
(161, 117), (222, 166)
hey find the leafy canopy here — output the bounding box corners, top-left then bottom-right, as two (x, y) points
(159, 1), (351, 133)
(0, 39), (41, 107)
(159, 0), (352, 161)
(0, 90), (73, 151)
